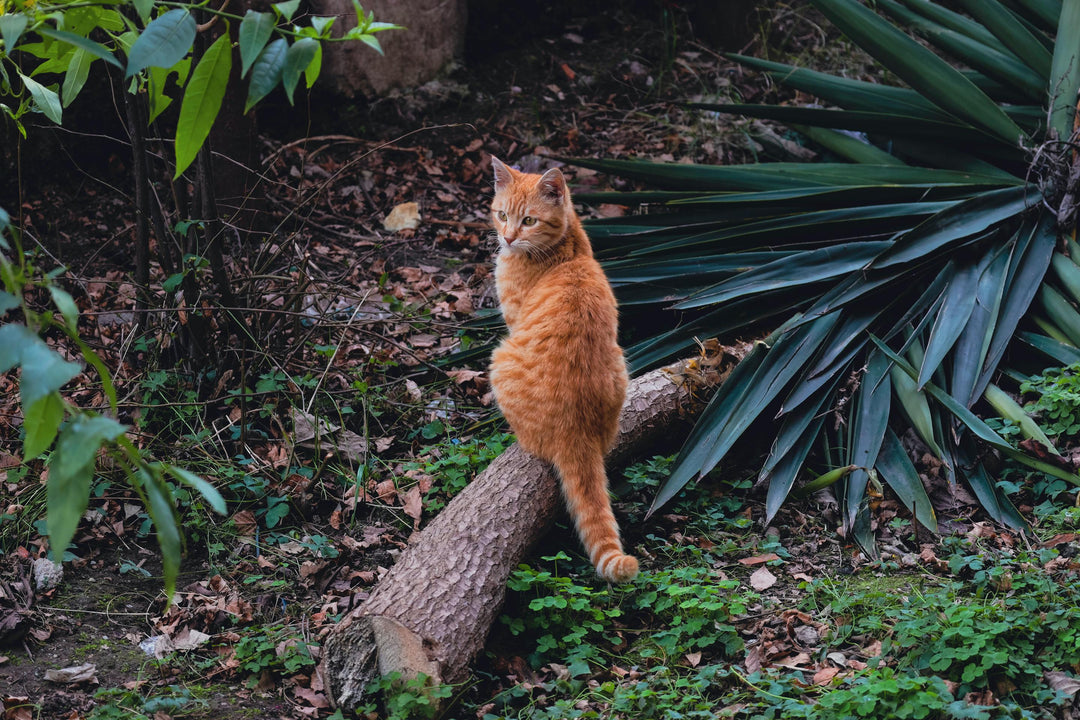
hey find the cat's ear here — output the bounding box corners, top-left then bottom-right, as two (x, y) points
(538, 167), (566, 205)
(491, 157), (513, 192)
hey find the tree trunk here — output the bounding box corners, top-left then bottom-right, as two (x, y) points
(320, 344), (748, 710)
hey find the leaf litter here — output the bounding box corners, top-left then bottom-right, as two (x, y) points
(1, 3), (1079, 718)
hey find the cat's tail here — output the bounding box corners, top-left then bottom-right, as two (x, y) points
(555, 447), (639, 583)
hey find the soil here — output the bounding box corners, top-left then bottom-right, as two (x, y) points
(0, 3), (951, 718)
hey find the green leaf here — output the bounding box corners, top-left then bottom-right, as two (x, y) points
(239, 10), (275, 78)
(133, 0), (155, 24)
(870, 185), (1039, 269)
(654, 313), (839, 514)
(894, 0), (1001, 47)
(164, 465), (226, 514)
(304, 42), (322, 88)
(845, 349), (891, 530)
(878, 0), (1047, 102)
(310, 16), (335, 37)
(1050, 0), (1080, 137)
(358, 33), (384, 55)
(23, 391), (65, 459)
(977, 216), (1055, 394)
(567, 156), (1019, 192)
(139, 467), (182, 599)
(19, 73), (62, 125)
(791, 124), (907, 165)
(125, 9), (196, 79)
(950, 244), (1009, 407)
(244, 38), (287, 113)
(1018, 330), (1080, 364)
(281, 37), (318, 104)
(917, 258), (980, 389)
(697, 103), (1010, 149)
(49, 285), (79, 331)
(876, 427), (937, 533)
(37, 28), (122, 68)
(957, 0), (1052, 78)
(0, 290), (18, 315)
(19, 335), (82, 407)
(810, 0), (1026, 144)
(673, 241), (892, 309)
(762, 380), (836, 523)
(726, 53), (952, 121)
(146, 56), (191, 124)
(61, 47), (94, 108)
(0, 14), (28, 50)
(47, 415), (128, 560)
(272, 0), (301, 22)
(174, 32), (232, 179)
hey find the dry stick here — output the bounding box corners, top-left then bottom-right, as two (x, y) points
(320, 348), (748, 710)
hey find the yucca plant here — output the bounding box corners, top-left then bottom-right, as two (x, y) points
(570, 0), (1080, 552)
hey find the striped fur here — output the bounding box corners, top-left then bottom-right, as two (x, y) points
(487, 157), (638, 583)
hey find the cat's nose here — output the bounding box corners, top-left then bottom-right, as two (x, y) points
(504, 233), (517, 244)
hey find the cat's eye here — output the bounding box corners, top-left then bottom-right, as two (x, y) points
(496, 210), (507, 221)
(522, 216), (537, 226)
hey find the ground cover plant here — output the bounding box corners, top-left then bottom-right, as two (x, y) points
(0, 1), (1079, 718)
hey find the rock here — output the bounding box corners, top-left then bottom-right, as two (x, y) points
(31, 558), (63, 592)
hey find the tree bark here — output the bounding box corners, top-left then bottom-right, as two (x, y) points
(320, 344), (749, 710)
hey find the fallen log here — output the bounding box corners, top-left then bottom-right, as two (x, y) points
(320, 343), (747, 709)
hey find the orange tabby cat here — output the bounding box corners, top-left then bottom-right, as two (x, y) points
(488, 157), (638, 583)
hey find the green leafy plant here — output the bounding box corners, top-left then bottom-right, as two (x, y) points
(565, 0), (1080, 552)
(0, 217), (224, 597)
(1019, 362), (1080, 439)
(360, 672), (456, 720)
(0, 0), (400, 174)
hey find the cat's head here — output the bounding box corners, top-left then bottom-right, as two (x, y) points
(490, 157), (570, 257)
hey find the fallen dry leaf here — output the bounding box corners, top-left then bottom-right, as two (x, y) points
(750, 566), (777, 591)
(739, 553), (781, 566)
(383, 202), (421, 232)
(44, 663), (97, 684)
(813, 666), (840, 685)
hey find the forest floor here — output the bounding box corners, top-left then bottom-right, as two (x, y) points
(2, 3), (1080, 719)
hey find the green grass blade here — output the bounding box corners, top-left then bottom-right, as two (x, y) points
(810, 0), (1026, 144)
(876, 427), (938, 533)
(1050, 0), (1080, 137)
